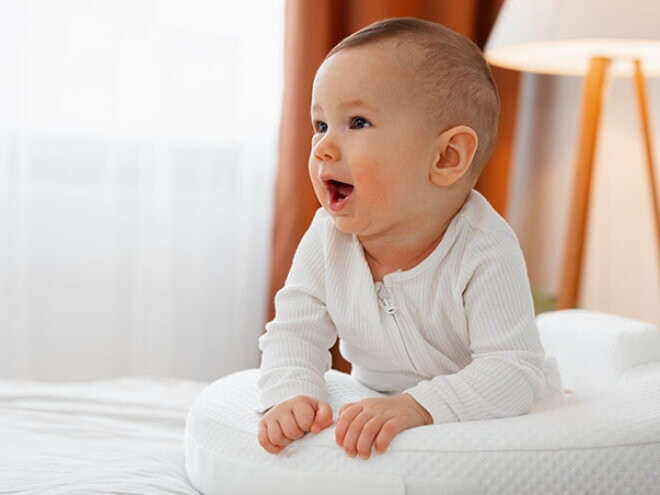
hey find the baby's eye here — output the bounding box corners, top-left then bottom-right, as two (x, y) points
(350, 116), (371, 129)
(313, 121), (328, 133)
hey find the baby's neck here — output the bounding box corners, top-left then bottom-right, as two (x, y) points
(359, 201), (462, 282)
(361, 230), (447, 282)
(359, 187), (473, 282)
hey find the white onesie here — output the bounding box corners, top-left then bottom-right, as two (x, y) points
(259, 190), (556, 423)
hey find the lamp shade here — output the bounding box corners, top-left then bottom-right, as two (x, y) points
(485, 0), (660, 76)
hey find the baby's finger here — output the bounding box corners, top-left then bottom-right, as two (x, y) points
(335, 403), (362, 446)
(339, 402), (354, 416)
(279, 411), (305, 440)
(292, 402), (315, 432)
(374, 418), (404, 454)
(311, 400), (333, 433)
(267, 419), (292, 448)
(356, 417), (385, 459)
(341, 411), (372, 457)
(258, 421), (283, 454)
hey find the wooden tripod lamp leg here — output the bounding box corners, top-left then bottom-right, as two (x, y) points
(557, 57), (610, 310)
(632, 59), (660, 261)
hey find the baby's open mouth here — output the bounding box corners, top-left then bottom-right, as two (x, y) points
(325, 179), (354, 211)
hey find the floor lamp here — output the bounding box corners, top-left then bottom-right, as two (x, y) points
(485, 0), (660, 309)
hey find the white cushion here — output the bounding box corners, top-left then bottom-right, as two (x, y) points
(537, 309), (660, 393)
(185, 365), (660, 495)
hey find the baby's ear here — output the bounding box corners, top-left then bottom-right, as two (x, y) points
(429, 125), (478, 187)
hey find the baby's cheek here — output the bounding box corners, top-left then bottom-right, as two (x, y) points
(307, 171), (325, 201)
(353, 166), (393, 203)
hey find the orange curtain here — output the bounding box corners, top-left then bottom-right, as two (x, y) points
(267, 0), (519, 370)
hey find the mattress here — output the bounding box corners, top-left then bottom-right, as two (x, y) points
(185, 368), (660, 495)
(0, 376), (207, 494)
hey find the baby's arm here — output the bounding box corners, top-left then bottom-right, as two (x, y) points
(406, 231), (546, 424)
(257, 211), (338, 451)
(258, 395), (333, 454)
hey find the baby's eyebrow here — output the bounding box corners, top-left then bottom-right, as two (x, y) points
(311, 99), (380, 114)
(339, 99), (375, 111)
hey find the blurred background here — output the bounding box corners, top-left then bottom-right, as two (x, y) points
(0, 0), (658, 382)
(0, 0), (284, 380)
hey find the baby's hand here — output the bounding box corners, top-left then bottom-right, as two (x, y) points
(335, 394), (432, 459)
(258, 395), (333, 454)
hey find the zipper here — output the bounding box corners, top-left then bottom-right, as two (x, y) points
(377, 284), (417, 371)
(379, 289), (398, 314)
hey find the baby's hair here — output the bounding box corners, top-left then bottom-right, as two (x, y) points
(326, 18), (500, 177)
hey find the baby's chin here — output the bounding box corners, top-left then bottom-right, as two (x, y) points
(327, 214), (379, 241)
(331, 221), (354, 235)
(325, 209), (359, 234)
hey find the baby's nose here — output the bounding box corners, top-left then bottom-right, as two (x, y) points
(313, 134), (340, 162)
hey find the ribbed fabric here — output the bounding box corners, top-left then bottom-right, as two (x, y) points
(258, 190), (548, 423)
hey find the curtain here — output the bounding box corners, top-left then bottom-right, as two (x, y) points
(0, 0), (284, 381)
(267, 0), (519, 371)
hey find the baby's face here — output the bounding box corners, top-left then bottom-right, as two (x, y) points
(309, 41), (440, 239)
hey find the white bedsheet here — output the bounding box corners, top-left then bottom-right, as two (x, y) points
(0, 377), (207, 494)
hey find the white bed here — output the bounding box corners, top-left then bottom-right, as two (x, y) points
(0, 376), (207, 494)
(3, 310), (659, 494)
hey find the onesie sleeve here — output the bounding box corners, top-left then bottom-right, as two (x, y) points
(406, 231), (546, 424)
(257, 210), (337, 412)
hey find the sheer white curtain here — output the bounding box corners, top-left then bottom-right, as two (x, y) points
(0, 0), (284, 381)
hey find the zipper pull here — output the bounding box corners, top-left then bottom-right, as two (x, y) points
(378, 286), (398, 314)
(382, 299), (398, 314)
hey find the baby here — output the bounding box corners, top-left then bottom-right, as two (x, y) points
(257, 17), (550, 460)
